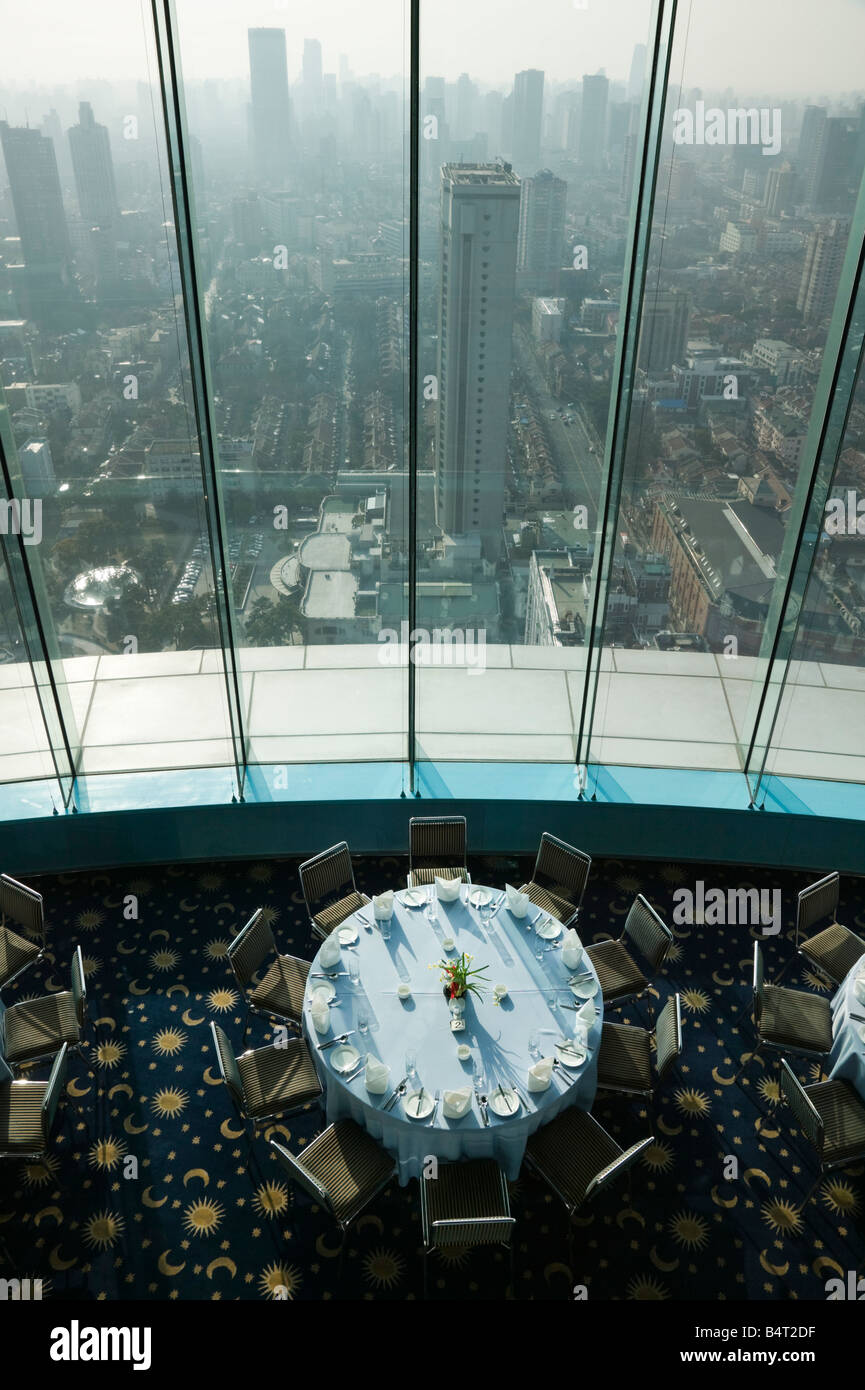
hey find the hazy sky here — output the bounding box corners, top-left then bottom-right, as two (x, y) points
(0, 0), (864, 97)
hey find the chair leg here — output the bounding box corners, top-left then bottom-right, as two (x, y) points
(731, 1039), (762, 1087)
(242, 1004), (252, 1052)
(422, 1245), (429, 1301)
(508, 1239), (516, 1300)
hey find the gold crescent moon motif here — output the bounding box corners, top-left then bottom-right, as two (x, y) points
(263, 1123), (292, 1144)
(183, 1168), (210, 1188)
(712, 971), (734, 987)
(66, 1077), (92, 1098)
(166, 984), (190, 997)
(206, 1257), (237, 1280)
(712, 1067), (738, 1086)
(179, 898), (200, 912)
(158, 1249), (186, 1277)
(142, 1187), (168, 1208)
(657, 1116), (683, 1136)
(149, 928), (170, 941)
(49, 1244), (77, 1271)
(213, 903), (235, 916)
(813, 1255), (845, 1278)
(123, 1116), (148, 1135)
(109, 1083), (134, 1100)
(203, 1067), (222, 1087)
(220, 1119), (245, 1139)
(760, 1250), (789, 1277)
(128, 979), (149, 995)
(711, 1186), (738, 1209)
(116, 941), (137, 955)
(355, 1213), (384, 1234)
(103, 895), (123, 908)
(650, 1246), (680, 1272)
(43, 975), (63, 993)
(315, 1232), (343, 1259)
(34, 1205), (63, 1226)
(544, 1262), (574, 1284)
(755, 1118), (780, 1139)
(743, 1168), (771, 1189)
(93, 1016), (116, 1030)
(616, 1207), (646, 1229)
(182, 1010), (205, 1026)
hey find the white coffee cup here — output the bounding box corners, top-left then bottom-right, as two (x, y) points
(442, 936), (455, 952)
(397, 983), (411, 1001)
(494, 983), (508, 1001)
(456, 1043), (471, 1061)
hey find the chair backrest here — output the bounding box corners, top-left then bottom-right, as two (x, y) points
(210, 1022), (246, 1115)
(422, 1163), (514, 1248)
(0, 873), (45, 944)
(269, 1137), (332, 1211)
(533, 833), (591, 909)
(299, 842), (355, 919)
(585, 1134), (654, 1204)
(752, 941), (765, 1026)
(796, 871), (839, 944)
(654, 993), (683, 1081)
(623, 895), (673, 970)
(227, 908), (274, 986)
(41, 1043), (68, 1144)
(70, 945), (87, 1027)
(409, 816), (467, 874)
(779, 1058), (824, 1158)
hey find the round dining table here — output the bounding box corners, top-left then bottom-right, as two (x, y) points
(828, 959), (865, 1099)
(302, 883), (603, 1184)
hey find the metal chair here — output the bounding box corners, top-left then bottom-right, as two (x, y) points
(585, 894), (672, 1014)
(269, 1121), (396, 1267)
(0, 1043), (67, 1162)
(210, 1022), (322, 1150)
(596, 992), (683, 1103)
(0, 873), (46, 991)
(732, 942), (833, 1085)
(518, 832), (591, 925)
(2, 945), (86, 1068)
(776, 872), (865, 988)
(227, 908), (310, 1049)
(299, 842), (370, 947)
(779, 1059), (865, 1212)
(420, 1158), (515, 1299)
(407, 816), (471, 887)
(523, 1107), (652, 1263)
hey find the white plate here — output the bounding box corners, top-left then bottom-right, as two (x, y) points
(330, 1044), (361, 1073)
(312, 982), (335, 1004)
(488, 1087), (520, 1117)
(337, 924), (359, 945)
(402, 888), (427, 908)
(535, 916), (561, 940)
(403, 1088), (435, 1119)
(555, 1041), (588, 1068)
(569, 977), (598, 1000)
(468, 887), (493, 908)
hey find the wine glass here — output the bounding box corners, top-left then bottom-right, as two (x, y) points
(405, 1049), (418, 1085)
(528, 1030), (540, 1059)
(472, 1055), (485, 1094)
(348, 955), (360, 989)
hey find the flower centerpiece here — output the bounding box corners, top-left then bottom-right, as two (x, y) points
(434, 951), (489, 1005)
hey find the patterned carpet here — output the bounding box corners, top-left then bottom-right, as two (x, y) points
(1, 852), (863, 1302)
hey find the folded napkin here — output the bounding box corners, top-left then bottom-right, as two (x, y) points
(435, 875), (461, 902)
(372, 890), (394, 921)
(562, 928), (583, 969)
(854, 975), (865, 1003)
(319, 935), (341, 967)
(505, 883), (530, 917)
(365, 1057), (389, 1094)
(577, 997), (597, 1029)
(442, 1085), (473, 1118)
(310, 998), (331, 1034)
(528, 1057), (554, 1092)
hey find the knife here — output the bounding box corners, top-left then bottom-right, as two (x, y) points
(318, 1031), (353, 1051)
(849, 1010), (865, 1023)
(428, 1089), (440, 1124)
(383, 1075), (408, 1111)
(488, 893), (507, 922)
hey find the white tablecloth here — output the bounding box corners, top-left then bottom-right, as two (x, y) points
(828, 961), (865, 1098)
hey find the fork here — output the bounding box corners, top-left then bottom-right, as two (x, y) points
(478, 1094), (490, 1127)
(428, 1089), (441, 1124)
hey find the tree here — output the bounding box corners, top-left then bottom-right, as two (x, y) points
(244, 595), (301, 646)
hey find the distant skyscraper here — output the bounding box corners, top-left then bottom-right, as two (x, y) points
(303, 38), (324, 116)
(797, 218), (849, 322)
(798, 105), (827, 205)
(637, 288), (692, 372)
(68, 102), (119, 229)
(436, 163), (520, 560)
(628, 44), (647, 102)
(0, 121), (70, 269)
(512, 70), (544, 170)
(248, 28), (291, 185)
(580, 75), (609, 169)
(455, 74), (477, 140)
(764, 162), (796, 217)
(517, 169), (567, 292)
(812, 117), (857, 209)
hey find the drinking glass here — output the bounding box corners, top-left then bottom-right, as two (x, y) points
(405, 1049), (417, 1083)
(472, 1056), (485, 1093)
(348, 955), (360, 988)
(358, 1008), (369, 1035)
(380, 914), (391, 940)
(528, 1030), (540, 1058)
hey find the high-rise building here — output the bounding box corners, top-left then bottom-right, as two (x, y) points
(628, 43), (647, 102)
(68, 102), (119, 230)
(580, 74), (609, 169)
(637, 288), (692, 372)
(764, 162), (796, 217)
(798, 105), (827, 205)
(0, 121), (70, 271)
(248, 27), (291, 185)
(812, 117), (858, 209)
(455, 73), (477, 141)
(302, 38), (323, 117)
(512, 70), (544, 171)
(436, 163), (520, 561)
(517, 169), (566, 292)
(797, 218), (850, 322)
